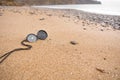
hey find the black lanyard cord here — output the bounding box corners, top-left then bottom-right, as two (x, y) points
(0, 40), (32, 64)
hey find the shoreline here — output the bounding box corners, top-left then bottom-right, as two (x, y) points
(33, 6), (120, 30)
(1, 6), (119, 30)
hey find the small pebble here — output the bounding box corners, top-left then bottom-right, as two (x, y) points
(49, 39), (51, 40)
(75, 49), (78, 51)
(40, 18), (45, 20)
(47, 14), (52, 16)
(96, 68), (106, 73)
(80, 52), (82, 54)
(83, 28), (86, 30)
(29, 12), (35, 15)
(114, 67), (118, 70)
(103, 58), (106, 60)
(101, 22), (106, 27)
(100, 29), (104, 31)
(70, 41), (78, 45)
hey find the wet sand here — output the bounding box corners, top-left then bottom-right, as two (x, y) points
(0, 7), (120, 80)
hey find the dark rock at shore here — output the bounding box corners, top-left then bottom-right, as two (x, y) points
(101, 22), (107, 27)
(80, 12), (120, 30)
(60, 9), (120, 30)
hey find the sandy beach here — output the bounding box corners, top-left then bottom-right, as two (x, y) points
(0, 6), (120, 80)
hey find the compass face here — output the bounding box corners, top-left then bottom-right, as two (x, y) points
(37, 30), (48, 40)
(26, 34), (37, 42)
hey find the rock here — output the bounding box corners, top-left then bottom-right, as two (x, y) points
(76, 15), (80, 19)
(113, 24), (120, 30)
(83, 28), (86, 30)
(101, 22), (106, 27)
(114, 26), (120, 30)
(47, 14), (52, 16)
(62, 15), (70, 18)
(29, 11), (35, 15)
(39, 18), (45, 20)
(103, 58), (106, 60)
(96, 68), (106, 73)
(49, 39), (51, 40)
(70, 41), (78, 45)
(100, 29), (104, 31)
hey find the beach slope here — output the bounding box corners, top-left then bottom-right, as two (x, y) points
(0, 7), (120, 80)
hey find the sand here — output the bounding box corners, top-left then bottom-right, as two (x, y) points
(0, 7), (120, 80)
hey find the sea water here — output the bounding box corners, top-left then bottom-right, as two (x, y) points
(33, 3), (120, 16)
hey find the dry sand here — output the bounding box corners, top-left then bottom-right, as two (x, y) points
(0, 7), (120, 80)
